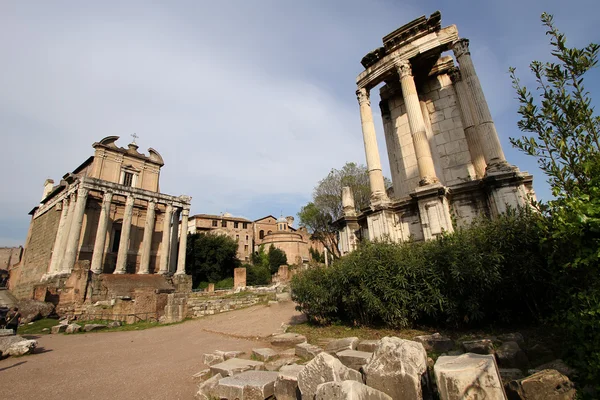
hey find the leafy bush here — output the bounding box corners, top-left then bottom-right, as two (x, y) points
(245, 263), (271, 286)
(186, 233), (240, 287)
(291, 209), (549, 328)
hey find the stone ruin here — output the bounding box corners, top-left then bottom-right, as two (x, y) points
(336, 11), (535, 253)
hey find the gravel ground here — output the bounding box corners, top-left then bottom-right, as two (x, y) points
(0, 301), (302, 400)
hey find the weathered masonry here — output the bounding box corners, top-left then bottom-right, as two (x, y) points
(336, 12), (534, 254)
(9, 136), (191, 299)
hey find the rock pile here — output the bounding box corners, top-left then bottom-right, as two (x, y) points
(193, 332), (578, 400)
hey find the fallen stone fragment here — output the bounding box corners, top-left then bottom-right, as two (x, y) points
(363, 337), (430, 400)
(325, 337), (359, 354)
(252, 347), (279, 362)
(462, 339), (495, 354)
(413, 333), (454, 353)
(336, 349), (372, 371)
(496, 341), (528, 369)
(271, 333), (307, 347)
(83, 324), (107, 332)
(108, 321), (122, 328)
(51, 324), (67, 334)
(506, 369), (576, 400)
(498, 332), (525, 346)
(0, 328), (14, 337)
(265, 355), (300, 371)
(357, 340), (379, 353)
(316, 380), (393, 400)
(298, 352), (362, 400)
(274, 364), (304, 400)
(215, 350), (245, 360)
(41, 328), (50, 333)
(0, 335), (26, 355)
(192, 369), (211, 382)
(202, 352), (225, 366)
(195, 373), (222, 400)
(217, 370), (279, 400)
(6, 339), (37, 356)
(434, 353), (506, 400)
(210, 357), (265, 377)
(529, 359), (577, 379)
(65, 323), (81, 334)
(276, 292), (291, 302)
(295, 342), (323, 360)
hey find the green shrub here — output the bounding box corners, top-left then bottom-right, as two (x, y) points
(246, 263), (271, 286)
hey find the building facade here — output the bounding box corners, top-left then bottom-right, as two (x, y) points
(9, 136), (191, 299)
(187, 213), (254, 261)
(336, 12), (534, 255)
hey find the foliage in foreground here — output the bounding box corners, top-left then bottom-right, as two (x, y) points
(291, 209), (548, 329)
(186, 233), (240, 287)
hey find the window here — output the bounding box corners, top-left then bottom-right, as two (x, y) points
(221, 220), (227, 228)
(243, 222), (248, 229)
(122, 172), (134, 187)
(259, 230), (264, 239)
(244, 245), (248, 252)
(245, 235), (248, 242)
(212, 220), (218, 227)
(236, 234), (239, 241)
(234, 222), (239, 229)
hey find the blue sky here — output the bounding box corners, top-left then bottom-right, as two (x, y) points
(1, 0), (599, 246)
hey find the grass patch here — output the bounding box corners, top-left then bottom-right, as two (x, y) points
(17, 318), (59, 335)
(288, 323), (430, 345)
(17, 317), (189, 336)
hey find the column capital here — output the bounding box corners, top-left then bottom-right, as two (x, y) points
(125, 195), (136, 206)
(356, 87), (370, 106)
(181, 208), (190, 217)
(395, 59), (412, 79)
(102, 190), (114, 201)
(452, 38), (470, 58)
(448, 67), (462, 83)
(77, 187), (89, 198)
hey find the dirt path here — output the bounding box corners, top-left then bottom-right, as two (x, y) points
(0, 301), (302, 400)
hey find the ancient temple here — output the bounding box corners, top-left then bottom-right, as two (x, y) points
(9, 136), (191, 299)
(336, 12), (534, 255)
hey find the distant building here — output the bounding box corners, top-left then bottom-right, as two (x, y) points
(9, 136), (191, 299)
(187, 213), (253, 261)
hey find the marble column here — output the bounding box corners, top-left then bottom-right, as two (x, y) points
(138, 200), (156, 274)
(449, 67), (487, 178)
(397, 60), (438, 186)
(169, 208), (180, 273)
(342, 186), (356, 217)
(356, 87), (389, 204)
(91, 191), (113, 274)
(114, 195), (135, 274)
(158, 203), (173, 274)
(452, 39), (506, 167)
(175, 208), (189, 275)
(61, 187), (89, 273)
(47, 198), (70, 275)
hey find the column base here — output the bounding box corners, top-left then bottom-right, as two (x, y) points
(370, 191), (390, 208)
(157, 270), (169, 275)
(91, 269), (103, 275)
(137, 270), (150, 275)
(174, 271), (187, 276)
(412, 183), (454, 240)
(113, 270), (127, 274)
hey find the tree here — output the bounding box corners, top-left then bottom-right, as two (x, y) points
(185, 233), (240, 287)
(267, 244), (287, 274)
(298, 162), (391, 259)
(510, 13), (600, 387)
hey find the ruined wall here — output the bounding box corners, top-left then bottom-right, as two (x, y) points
(10, 205), (61, 299)
(186, 292), (265, 318)
(0, 247), (23, 270)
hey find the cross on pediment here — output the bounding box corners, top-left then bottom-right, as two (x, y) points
(131, 133), (139, 144)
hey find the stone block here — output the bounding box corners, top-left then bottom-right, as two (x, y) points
(413, 333), (454, 353)
(65, 323), (81, 334)
(51, 324), (67, 334)
(316, 380), (392, 399)
(215, 350), (245, 360)
(234, 267), (247, 288)
(295, 342), (323, 360)
(325, 337), (359, 354)
(195, 372), (222, 400)
(6, 339), (37, 356)
(252, 347), (278, 362)
(274, 364), (304, 400)
(431, 110), (445, 123)
(271, 333), (306, 347)
(108, 321), (122, 328)
(210, 357), (265, 377)
(297, 352), (362, 400)
(217, 370), (279, 400)
(207, 283), (215, 293)
(83, 324), (107, 332)
(192, 368), (211, 382)
(0, 328), (14, 337)
(336, 349), (372, 371)
(434, 353), (505, 400)
(529, 359), (577, 378)
(265, 355), (300, 371)
(203, 352), (225, 366)
(462, 339), (494, 354)
(496, 341), (529, 369)
(499, 368), (525, 384)
(357, 340), (379, 353)
(363, 337), (429, 400)
(505, 369), (576, 400)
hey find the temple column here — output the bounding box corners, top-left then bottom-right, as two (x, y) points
(169, 208), (180, 273)
(158, 203), (173, 274)
(61, 187), (89, 273)
(138, 200), (156, 274)
(396, 59), (438, 186)
(175, 208), (189, 275)
(452, 39), (507, 168)
(356, 87), (389, 204)
(47, 197), (70, 275)
(114, 195), (135, 274)
(449, 67), (487, 178)
(90, 191), (113, 274)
